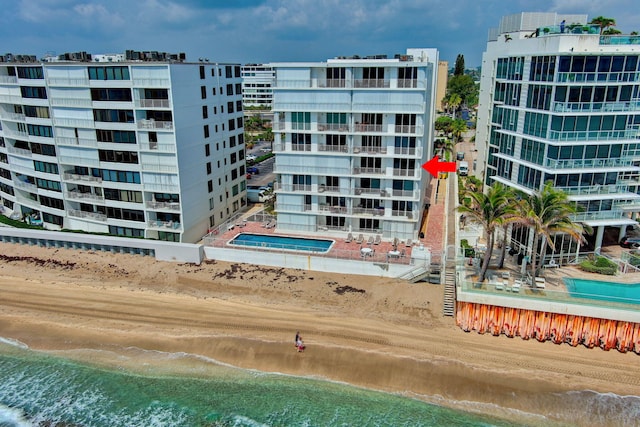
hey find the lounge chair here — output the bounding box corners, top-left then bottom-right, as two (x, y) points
(405, 238), (413, 247)
(534, 277), (546, 289)
(367, 235), (374, 245)
(345, 233), (353, 243)
(512, 279), (522, 293)
(374, 235), (381, 245)
(356, 234), (364, 244)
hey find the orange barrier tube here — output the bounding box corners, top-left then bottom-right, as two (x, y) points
(456, 302), (640, 354)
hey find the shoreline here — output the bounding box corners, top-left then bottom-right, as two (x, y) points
(1, 242), (639, 425)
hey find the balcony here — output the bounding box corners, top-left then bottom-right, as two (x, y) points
(392, 168), (418, 177)
(354, 187), (388, 197)
(49, 97), (92, 108)
(2, 128), (29, 139)
(13, 180), (38, 192)
(0, 111), (26, 121)
(559, 183), (636, 197)
(136, 99), (171, 109)
(6, 146), (31, 157)
(59, 155), (99, 167)
(545, 158), (635, 169)
(138, 142), (177, 153)
(352, 167), (384, 175)
(317, 144), (348, 153)
(141, 164), (178, 173)
(55, 136), (99, 148)
(392, 146), (421, 156)
(65, 190), (104, 202)
(62, 172), (103, 184)
(553, 100), (640, 113)
(317, 184), (340, 193)
(46, 77), (90, 86)
(67, 209), (107, 222)
(394, 125), (423, 134)
(15, 193), (39, 208)
(317, 123), (350, 132)
(0, 75), (18, 84)
(52, 117), (95, 128)
(147, 219), (181, 230)
(319, 204), (349, 214)
(556, 71), (640, 83)
(352, 206), (385, 216)
(353, 79), (390, 88)
(137, 119), (173, 130)
(391, 209), (418, 220)
(354, 123), (384, 133)
(569, 210), (626, 222)
(131, 78), (170, 87)
(392, 188), (418, 198)
(145, 201), (181, 211)
(548, 127), (640, 141)
(353, 145), (387, 155)
(142, 183), (180, 192)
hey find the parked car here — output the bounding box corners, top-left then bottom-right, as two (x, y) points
(246, 154), (257, 162)
(247, 166), (259, 175)
(620, 236), (640, 248)
(456, 151), (465, 160)
(458, 161), (469, 176)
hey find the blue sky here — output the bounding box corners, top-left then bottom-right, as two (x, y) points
(2, 0), (639, 67)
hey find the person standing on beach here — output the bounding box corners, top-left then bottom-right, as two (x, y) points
(295, 331), (300, 347)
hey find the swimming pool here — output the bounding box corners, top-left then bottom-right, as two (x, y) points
(563, 278), (640, 306)
(228, 233), (334, 253)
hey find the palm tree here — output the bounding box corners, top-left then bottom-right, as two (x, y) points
(440, 138), (455, 159)
(457, 182), (517, 282)
(447, 93), (462, 117)
(589, 16), (616, 34)
(516, 182), (591, 277)
(450, 118), (468, 143)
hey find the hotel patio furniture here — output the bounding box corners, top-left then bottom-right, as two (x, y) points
(356, 234), (364, 244)
(374, 235), (381, 245)
(543, 259), (559, 268)
(512, 279), (522, 293)
(361, 247), (373, 257)
(345, 233), (353, 243)
(405, 238), (413, 247)
(535, 277), (546, 289)
(367, 235), (374, 245)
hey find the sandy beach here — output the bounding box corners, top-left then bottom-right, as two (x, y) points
(1, 242), (639, 424)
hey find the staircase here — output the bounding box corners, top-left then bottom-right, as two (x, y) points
(443, 268), (456, 317)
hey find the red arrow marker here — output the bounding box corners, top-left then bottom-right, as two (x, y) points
(421, 155), (457, 178)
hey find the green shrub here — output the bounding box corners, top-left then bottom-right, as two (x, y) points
(461, 239), (475, 257)
(579, 256), (618, 275)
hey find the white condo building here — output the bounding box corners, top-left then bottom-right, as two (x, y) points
(241, 64), (275, 108)
(0, 51), (246, 243)
(476, 13), (640, 258)
(270, 49), (439, 241)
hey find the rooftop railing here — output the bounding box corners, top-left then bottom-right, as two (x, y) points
(545, 158), (635, 169)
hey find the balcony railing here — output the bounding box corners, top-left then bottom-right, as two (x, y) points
(353, 145), (387, 155)
(136, 99), (171, 109)
(556, 71), (640, 83)
(55, 137), (99, 148)
(392, 146), (421, 156)
(392, 168), (418, 177)
(15, 193), (39, 208)
(545, 158), (635, 169)
(147, 219), (181, 230)
(599, 35), (640, 45)
(559, 183), (632, 196)
(274, 165), (352, 175)
(354, 124), (384, 133)
(137, 119), (173, 130)
(317, 184), (340, 193)
(569, 210), (626, 222)
(353, 79), (390, 88)
(143, 183), (180, 192)
(64, 191), (104, 202)
(392, 188), (419, 198)
(352, 167), (384, 175)
(553, 100), (640, 113)
(141, 163), (178, 173)
(13, 180), (38, 192)
(391, 209), (418, 219)
(52, 117), (95, 128)
(138, 143), (177, 152)
(7, 146), (31, 157)
(317, 144), (348, 153)
(46, 77), (90, 86)
(2, 129), (29, 139)
(548, 127), (640, 141)
(49, 97), (92, 108)
(352, 206), (385, 216)
(0, 75), (18, 84)
(59, 155), (99, 167)
(394, 125), (423, 134)
(67, 209), (107, 222)
(0, 112), (26, 121)
(62, 172), (103, 183)
(145, 201), (181, 211)
(132, 78), (170, 87)
(317, 123), (350, 132)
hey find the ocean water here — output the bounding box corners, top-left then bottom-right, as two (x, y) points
(0, 339), (638, 427)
